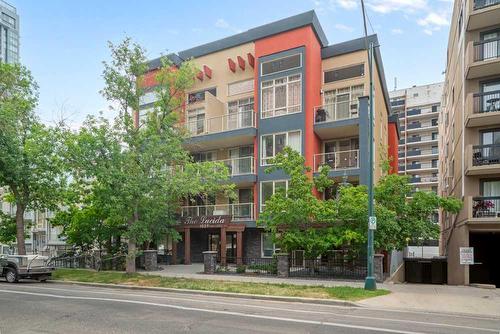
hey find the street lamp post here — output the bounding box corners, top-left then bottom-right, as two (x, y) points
(364, 40), (377, 291)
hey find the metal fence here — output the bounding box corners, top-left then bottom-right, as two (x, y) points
(49, 254), (127, 271)
(217, 257), (277, 275)
(472, 196), (500, 218)
(289, 253), (367, 279)
(472, 144), (500, 166)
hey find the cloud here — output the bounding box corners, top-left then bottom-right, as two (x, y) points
(423, 29), (434, 35)
(391, 28), (404, 35)
(215, 18), (229, 29)
(334, 23), (354, 32)
(336, 0), (358, 10)
(417, 12), (449, 27)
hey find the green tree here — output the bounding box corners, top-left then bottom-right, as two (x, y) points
(60, 38), (233, 272)
(0, 62), (65, 254)
(259, 147), (462, 256)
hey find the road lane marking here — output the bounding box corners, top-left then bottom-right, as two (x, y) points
(0, 289), (434, 334)
(6, 284), (499, 333)
(5, 283), (500, 328)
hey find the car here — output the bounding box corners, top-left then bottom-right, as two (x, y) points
(0, 254), (55, 283)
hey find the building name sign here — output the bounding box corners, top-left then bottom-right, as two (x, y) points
(181, 215), (231, 228)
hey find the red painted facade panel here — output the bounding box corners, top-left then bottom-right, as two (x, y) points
(388, 123), (399, 174)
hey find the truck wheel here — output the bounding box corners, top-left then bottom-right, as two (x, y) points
(5, 268), (18, 283)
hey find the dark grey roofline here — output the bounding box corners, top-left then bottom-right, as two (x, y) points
(388, 114), (401, 139)
(321, 34), (392, 116)
(147, 10), (327, 70)
(178, 10), (327, 59)
(148, 53), (183, 71)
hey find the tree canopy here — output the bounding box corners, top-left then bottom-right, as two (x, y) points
(258, 147), (462, 257)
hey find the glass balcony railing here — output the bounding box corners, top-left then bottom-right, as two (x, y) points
(472, 143), (500, 166)
(473, 37), (500, 62)
(219, 157), (255, 176)
(473, 90), (500, 114)
(314, 100), (359, 124)
(181, 203), (254, 221)
(472, 196), (500, 218)
(313, 149), (359, 172)
(186, 110), (255, 136)
(474, 0), (500, 10)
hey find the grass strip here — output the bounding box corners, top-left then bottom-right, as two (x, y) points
(52, 268), (389, 301)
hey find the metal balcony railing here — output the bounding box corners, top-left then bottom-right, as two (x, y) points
(474, 0), (500, 10)
(314, 100), (359, 124)
(473, 90), (500, 114)
(218, 156), (255, 176)
(472, 196), (500, 218)
(186, 110), (255, 136)
(181, 203), (254, 221)
(472, 143), (500, 166)
(313, 149), (359, 172)
(474, 37), (500, 62)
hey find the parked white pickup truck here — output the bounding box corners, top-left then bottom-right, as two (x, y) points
(0, 254), (55, 283)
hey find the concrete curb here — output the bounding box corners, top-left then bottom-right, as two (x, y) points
(49, 280), (359, 307)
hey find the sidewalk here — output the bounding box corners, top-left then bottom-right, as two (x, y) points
(143, 265), (500, 317)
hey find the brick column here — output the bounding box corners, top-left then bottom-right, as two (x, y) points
(276, 253), (289, 278)
(374, 253), (385, 282)
(203, 251), (218, 274)
(220, 227), (226, 266)
(184, 228), (191, 265)
(236, 231), (243, 265)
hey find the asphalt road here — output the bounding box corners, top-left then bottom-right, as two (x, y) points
(0, 282), (499, 334)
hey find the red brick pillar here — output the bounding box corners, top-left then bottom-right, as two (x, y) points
(184, 228), (191, 265)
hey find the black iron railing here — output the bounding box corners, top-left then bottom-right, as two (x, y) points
(474, 37), (500, 62)
(49, 254), (127, 271)
(474, 0), (500, 10)
(472, 196), (500, 218)
(218, 257), (277, 275)
(472, 144), (500, 166)
(473, 90), (500, 114)
(289, 253), (367, 279)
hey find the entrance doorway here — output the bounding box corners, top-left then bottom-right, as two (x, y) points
(207, 232), (238, 263)
(469, 232), (500, 287)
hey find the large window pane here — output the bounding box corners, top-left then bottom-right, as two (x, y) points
(275, 134), (286, 155)
(288, 131), (301, 152)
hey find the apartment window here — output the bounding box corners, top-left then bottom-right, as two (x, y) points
(432, 159), (438, 168)
(432, 105), (438, 113)
(324, 64), (364, 83)
(139, 90), (158, 106)
(260, 180), (288, 212)
(261, 233), (281, 258)
(192, 151), (216, 162)
(322, 85), (363, 119)
(188, 87), (216, 104)
(228, 97), (254, 129)
(261, 131), (301, 165)
(261, 54), (301, 76)
(432, 132), (438, 140)
(228, 79), (254, 96)
(1, 13), (15, 28)
(261, 74), (301, 118)
(431, 118), (438, 126)
(186, 108), (205, 135)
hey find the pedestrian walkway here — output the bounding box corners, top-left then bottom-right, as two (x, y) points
(143, 264), (500, 317)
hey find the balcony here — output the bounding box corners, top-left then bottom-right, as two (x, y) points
(465, 143), (500, 175)
(185, 109), (257, 150)
(466, 38), (500, 79)
(403, 135), (438, 146)
(466, 90), (500, 127)
(468, 0), (500, 31)
(313, 149), (359, 173)
(313, 101), (359, 139)
(181, 203), (255, 221)
(404, 162), (438, 172)
(409, 176), (438, 184)
(406, 149), (439, 159)
(220, 156), (256, 185)
(465, 196), (500, 224)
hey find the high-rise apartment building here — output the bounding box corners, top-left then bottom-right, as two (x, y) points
(390, 83), (443, 194)
(140, 11), (396, 265)
(0, 0), (19, 63)
(440, 0), (500, 287)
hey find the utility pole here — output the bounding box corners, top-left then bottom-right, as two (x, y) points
(361, 0), (377, 291)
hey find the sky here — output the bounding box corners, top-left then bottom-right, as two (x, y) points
(10, 0), (454, 127)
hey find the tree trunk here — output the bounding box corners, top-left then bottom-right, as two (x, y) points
(125, 208), (139, 273)
(15, 203), (26, 255)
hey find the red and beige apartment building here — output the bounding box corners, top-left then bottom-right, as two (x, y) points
(140, 11), (398, 265)
(440, 0), (500, 287)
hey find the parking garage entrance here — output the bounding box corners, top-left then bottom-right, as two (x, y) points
(469, 232), (500, 288)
